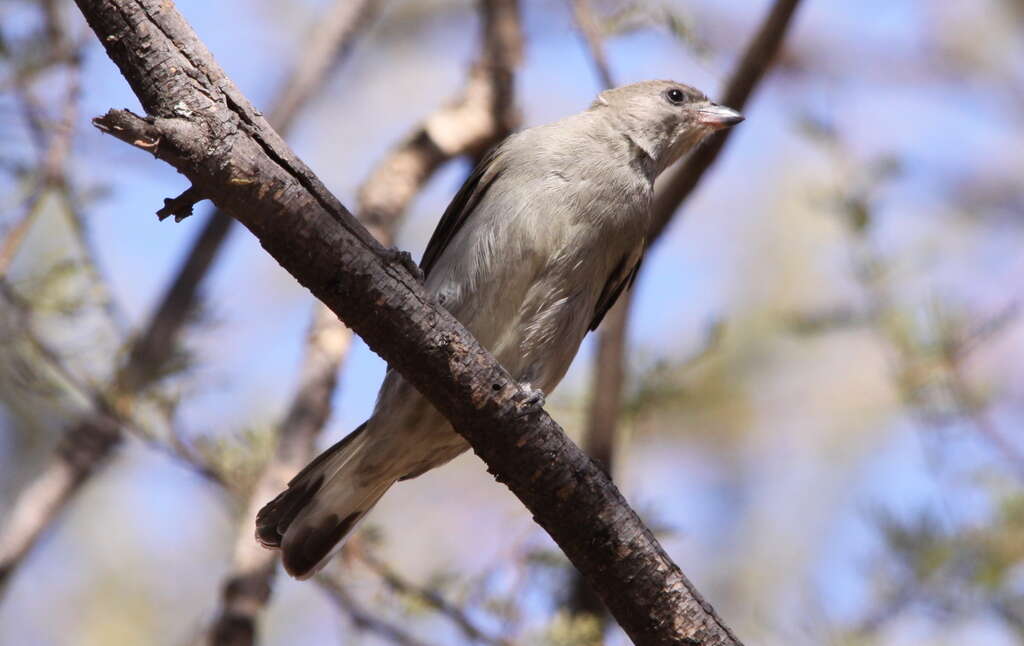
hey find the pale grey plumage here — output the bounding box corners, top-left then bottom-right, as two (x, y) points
(256, 80), (743, 578)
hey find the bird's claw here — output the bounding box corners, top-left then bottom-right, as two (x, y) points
(382, 247), (424, 282)
(518, 382), (546, 412)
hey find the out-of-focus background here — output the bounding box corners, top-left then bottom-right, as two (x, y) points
(2, 0), (1023, 644)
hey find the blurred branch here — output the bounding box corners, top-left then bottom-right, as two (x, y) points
(1, 51), (81, 276)
(357, 0), (521, 240)
(358, 549), (514, 646)
(73, 0), (744, 643)
(569, 0), (614, 90)
(207, 1), (523, 643)
(0, 279), (223, 590)
(316, 573), (438, 646)
(0, 0), (375, 599)
(940, 319), (1024, 481)
(0, 281), (99, 409)
(649, 0), (803, 241)
(264, 0), (379, 132)
(206, 307), (353, 646)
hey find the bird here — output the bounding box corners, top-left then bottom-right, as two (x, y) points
(255, 80), (743, 579)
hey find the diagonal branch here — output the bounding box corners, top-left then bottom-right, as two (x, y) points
(358, 549), (514, 646)
(73, 0), (743, 643)
(358, 0), (520, 240)
(650, 0), (803, 241)
(316, 573), (439, 646)
(207, 2), (522, 643)
(568, 0), (613, 90)
(0, 0), (374, 597)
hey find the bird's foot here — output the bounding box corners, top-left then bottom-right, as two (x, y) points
(517, 382), (546, 411)
(381, 247), (424, 282)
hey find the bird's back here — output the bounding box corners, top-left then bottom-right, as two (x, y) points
(422, 113), (652, 385)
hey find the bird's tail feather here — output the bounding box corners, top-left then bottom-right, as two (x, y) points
(255, 422), (393, 579)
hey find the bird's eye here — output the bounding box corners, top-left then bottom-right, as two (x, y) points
(665, 88), (685, 105)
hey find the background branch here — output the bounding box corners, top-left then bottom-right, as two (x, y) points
(358, 548), (514, 646)
(316, 572), (439, 646)
(649, 0), (802, 240)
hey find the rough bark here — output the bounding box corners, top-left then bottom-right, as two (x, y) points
(73, 1), (743, 643)
(207, 2), (521, 643)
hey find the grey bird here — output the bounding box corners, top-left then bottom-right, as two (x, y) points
(256, 80), (743, 578)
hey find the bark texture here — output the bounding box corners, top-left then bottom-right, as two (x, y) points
(74, 1), (743, 643)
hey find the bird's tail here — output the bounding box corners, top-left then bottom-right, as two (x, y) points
(255, 422), (393, 579)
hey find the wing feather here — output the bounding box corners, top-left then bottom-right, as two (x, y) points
(419, 148), (505, 277)
(588, 253), (643, 331)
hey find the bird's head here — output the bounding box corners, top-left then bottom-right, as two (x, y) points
(592, 80), (743, 176)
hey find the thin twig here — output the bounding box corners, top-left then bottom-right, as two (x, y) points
(316, 574), (438, 646)
(942, 337), (1024, 481)
(359, 550), (514, 646)
(569, 0), (614, 90)
(1, 67), (81, 277)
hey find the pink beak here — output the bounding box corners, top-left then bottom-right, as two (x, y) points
(698, 103), (744, 130)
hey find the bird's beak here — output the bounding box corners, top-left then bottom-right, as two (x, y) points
(697, 103), (744, 130)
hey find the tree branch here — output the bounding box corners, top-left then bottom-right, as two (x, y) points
(316, 573), (439, 646)
(568, 0), (613, 90)
(358, 549), (514, 646)
(649, 0), (803, 241)
(358, 0), (520, 240)
(72, 1), (742, 643)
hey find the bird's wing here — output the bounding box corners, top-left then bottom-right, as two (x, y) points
(588, 251), (643, 331)
(419, 147), (506, 277)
